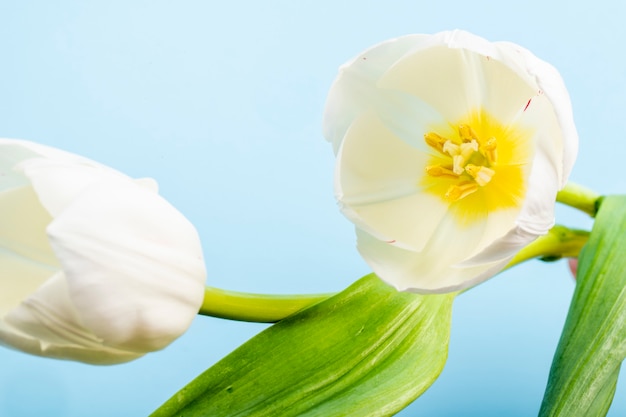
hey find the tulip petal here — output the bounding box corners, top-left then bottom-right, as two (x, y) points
(0, 186), (59, 316)
(357, 198), (526, 292)
(0, 323), (141, 364)
(494, 42), (579, 185)
(323, 34), (431, 153)
(357, 225), (507, 293)
(1, 139), (82, 162)
(379, 35), (536, 125)
(4, 271), (166, 365)
(516, 145), (559, 234)
(6, 271), (107, 348)
(0, 270), (143, 365)
(336, 112), (448, 251)
(19, 157), (126, 218)
(0, 142), (40, 191)
(459, 226), (539, 267)
(2, 271), (144, 364)
(47, 177), (206, 352)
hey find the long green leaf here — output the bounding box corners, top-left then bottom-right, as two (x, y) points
(152, 274), (454, 416)
(539, 195), (626, 416)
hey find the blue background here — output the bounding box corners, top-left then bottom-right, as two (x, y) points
(1, 1), (625, 416)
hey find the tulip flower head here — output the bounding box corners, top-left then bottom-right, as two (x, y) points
(0, 139), (206, 364)
(323, 30), (578, 293)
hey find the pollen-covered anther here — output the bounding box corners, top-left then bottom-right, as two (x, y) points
(483, 137), (497, 162)
(465, 164), (496, 186)
(424, 132), (448, 153)
(459, 124), (478, 142)
(444, 182), (479, 202)
(425, 165), (458, 178)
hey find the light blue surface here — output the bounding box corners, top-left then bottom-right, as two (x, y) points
(0, 1), (624, 416)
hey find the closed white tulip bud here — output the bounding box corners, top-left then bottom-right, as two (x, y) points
(0, 139), (206, 364)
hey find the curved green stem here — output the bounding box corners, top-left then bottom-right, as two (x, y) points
(506, 224), (589, 269)
(199, 225), (589, 323)
(199, 287), (332, 322)
(557, 182), (601, 217)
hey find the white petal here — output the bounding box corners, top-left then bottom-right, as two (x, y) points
(0, 326), (141, 364)
(1, 271), (142, 364)
(357, 224), (507, 293)
(19, 157), (127, 218)
(0, 319), (142, 365)
(516, 144), (559, 234)
(0, 186), (59, 316)
(5, 271), (106, 348)
(494, 42), (579, 186)
(134, 177), (159, 193)
(449, 203), (522, 258)
(47, 177), (206, 352)
(336, 112), (448, 251)
(322, 34), (432, 153)
(458, 226), (539, 267)
(0, 141), (40, 193)
(0, 138), (108, 168)
(379, 33), (537, 124)
(357, 198), (528, 292)
(0, 138), (131, 219)
(379, 44), (483, 121)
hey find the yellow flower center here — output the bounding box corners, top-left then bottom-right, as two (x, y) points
(420, 109), (533, 224)
(424, 126), (496, 201)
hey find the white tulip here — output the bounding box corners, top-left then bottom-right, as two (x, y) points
(323, 30), (578, 293)
(0, 139), (206, 364)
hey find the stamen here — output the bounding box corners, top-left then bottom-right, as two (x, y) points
(424, 132), (447, 153)
(425, 165), (459, 178)
(444, 182), (479, 202)
(423, 123), (501, 202)
(452, 155), (465, 175)
(458, 124), (478, 142)
(483, 137), (497, 162)
(460, 140), (479, 159)
(442, 140), (460, 156)
(465, 164), (496, 186)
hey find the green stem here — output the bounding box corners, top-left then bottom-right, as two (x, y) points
(199, 287), (332, 322)
(199, 225), (588, 323)
(506, 224), (589, 268)
(556, 182), (601, 217)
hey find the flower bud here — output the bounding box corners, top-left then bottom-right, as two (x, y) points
(0, 139), (206, 364)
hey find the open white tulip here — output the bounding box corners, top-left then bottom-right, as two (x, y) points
(323, 30), (578, 293)
(0, 139), (206, 364)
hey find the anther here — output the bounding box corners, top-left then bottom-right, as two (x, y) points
(424, 132), (447, 153)
(426, 165), (459, 178)
(444, 182), (479, 202)
(459, 125), (478, 142)
(465, 164), (496, 186)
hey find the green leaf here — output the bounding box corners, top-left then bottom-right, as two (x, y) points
(151, 274), (454, 417)
(539, 195), (626, 417)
